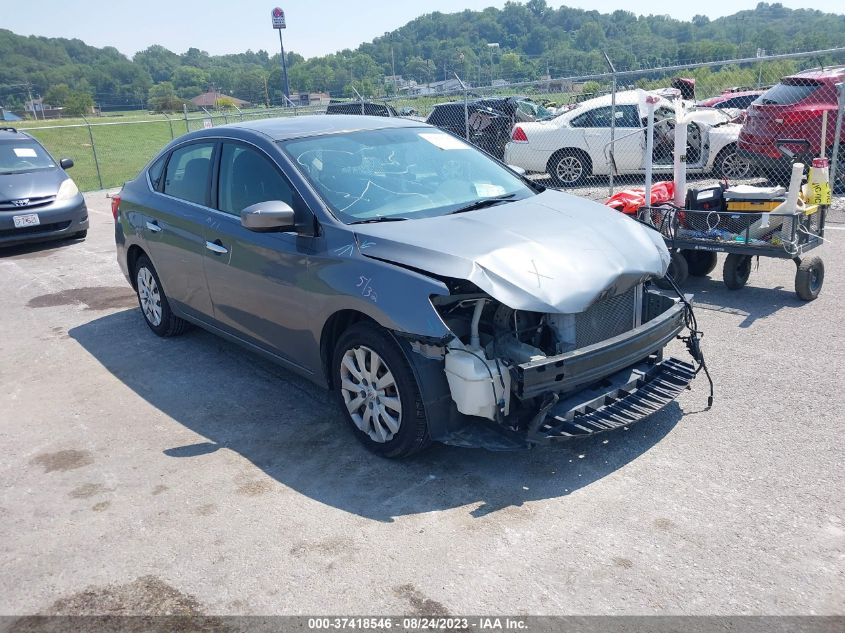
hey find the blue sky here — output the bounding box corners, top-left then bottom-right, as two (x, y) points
(5, 0), (843, 59)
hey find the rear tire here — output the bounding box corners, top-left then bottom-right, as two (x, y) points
(332, 322), (430, 458)
(133, 255), (190, 337)
(547, 150), (590, 187)
(655, 251), (689, 289)
(723, 253), (752, 290)
(795, 256), (824, 301)
(684, 250), (718, 277)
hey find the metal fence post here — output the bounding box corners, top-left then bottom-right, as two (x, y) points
(603, 54), (618, 197)
(81, 115), (103, 190)
(183, 104), (190, 134)
(162, 112), (175, 139)
(830, 82), (844, 192)
(644, 96), (658, 209)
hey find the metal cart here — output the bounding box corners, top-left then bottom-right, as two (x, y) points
(638, 204), (827, 301)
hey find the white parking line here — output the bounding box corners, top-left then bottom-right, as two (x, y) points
(826, 226), (845, 230)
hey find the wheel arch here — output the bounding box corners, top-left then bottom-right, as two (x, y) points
(126, 244), (147, 290)
(320, 309), (377, 389)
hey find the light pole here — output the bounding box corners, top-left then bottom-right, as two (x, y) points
(271, 7), (291, 104)
(487, 43), (499, 86)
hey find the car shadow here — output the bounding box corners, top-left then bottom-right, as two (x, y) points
(0, 235), (84, 259)
(69, 309), (684, 523)
(679, 267), (805, 328)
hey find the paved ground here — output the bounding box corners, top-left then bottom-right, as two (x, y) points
(0, 192), (843, 617)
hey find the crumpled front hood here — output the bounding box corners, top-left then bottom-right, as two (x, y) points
(354, 189), (669, 314)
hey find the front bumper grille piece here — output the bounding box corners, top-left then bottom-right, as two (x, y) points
(528, 357), (695, 443)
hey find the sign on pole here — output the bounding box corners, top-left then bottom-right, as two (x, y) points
(271, 7), (286, 29)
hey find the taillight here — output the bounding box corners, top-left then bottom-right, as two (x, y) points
(111, 194), (121, 220)
(512, 126), (528, 143)
(775, 110), (819, 126)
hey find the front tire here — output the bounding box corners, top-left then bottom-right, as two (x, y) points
(714, 144), (752, 180)
(133, 255), (190, 337)
(684, 250), (718, 277)
(795, 256), (824, 301)
(332, 322), (430, 458)
(547, 150), (590, 187)
(723, 253), (752, 290)
(655, 251), (689, 289)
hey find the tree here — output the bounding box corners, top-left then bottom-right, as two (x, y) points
(44, 83), (71, 107)
(499, 52), (523, 81)
(64, 91), (94, 116)
(147, 81), (182, 112)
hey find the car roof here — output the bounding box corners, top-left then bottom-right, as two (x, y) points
(0, 127), (33, 142)
(786, 66), (845, 81)
(570, 89), (667, 111)
(222, 114), (425, 141)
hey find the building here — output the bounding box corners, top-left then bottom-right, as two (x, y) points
(24, 98), (63, 119)
(408, 78), (468, 96)
(190, 91), (250, 109)
(289, 92), (331, 107)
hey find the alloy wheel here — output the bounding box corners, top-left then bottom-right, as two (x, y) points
(137, 267), (163, 327)
(719, 151), (752, 179)
(339, 345), (402, 443)
(555, 156), (584, 184)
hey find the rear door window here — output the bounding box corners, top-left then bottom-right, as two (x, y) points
(756, 81), (821, 106)
(163, 142), (215, 205)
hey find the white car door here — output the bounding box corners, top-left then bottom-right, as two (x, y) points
(570, 105), (644, 174)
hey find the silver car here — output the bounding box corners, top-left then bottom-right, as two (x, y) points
(113, 115), (709, 458)
(0, 127), (88, 247)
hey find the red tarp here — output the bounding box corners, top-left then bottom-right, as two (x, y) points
(605, 181), (675, 214)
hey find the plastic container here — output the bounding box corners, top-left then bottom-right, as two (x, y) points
(805, 157), (832, 206)
(445, 347), (511, 420)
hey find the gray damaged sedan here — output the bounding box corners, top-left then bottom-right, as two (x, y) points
(113, 115), (711, 457)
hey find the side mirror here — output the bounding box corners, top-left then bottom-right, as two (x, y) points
(60, 158), (74, 170)
(241, 200), (296, 232)
(507, 164), (526, 176)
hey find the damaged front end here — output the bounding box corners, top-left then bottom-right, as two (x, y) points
(401, 277), (710, 450)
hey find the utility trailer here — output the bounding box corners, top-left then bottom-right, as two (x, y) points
(639, 203), (827, 300)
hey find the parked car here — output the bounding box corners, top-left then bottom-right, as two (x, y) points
(699, 89), (766, 110)
(738, 66), (845, 185)
(426, 96), (554, 159)
(0, 127), (88, 248)
(112, 115), (706, 458)
(504, 89), (751, 186)
(326, 100), (398, 117)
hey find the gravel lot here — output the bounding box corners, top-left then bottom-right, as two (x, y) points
(0, 191), (843, 617)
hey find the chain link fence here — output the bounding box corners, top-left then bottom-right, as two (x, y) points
(15, 106), (322, 191)
(13, 48), (845, 211)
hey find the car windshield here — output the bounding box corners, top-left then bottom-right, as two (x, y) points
(281, 127), (534, 223)
(0, 139), (56, 175)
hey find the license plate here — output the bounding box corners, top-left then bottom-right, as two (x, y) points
(13, 213), (40, 228)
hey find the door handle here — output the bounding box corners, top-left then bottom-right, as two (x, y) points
(145, 221), (162, 233)
(205, 240), (228, 255)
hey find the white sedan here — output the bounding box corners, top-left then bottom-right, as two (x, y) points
(504, 89), (751, 187)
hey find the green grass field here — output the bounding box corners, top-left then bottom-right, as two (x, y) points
(16, 109), (286, 191)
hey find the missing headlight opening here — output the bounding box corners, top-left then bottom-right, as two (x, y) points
(425, 277), (711, 434)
